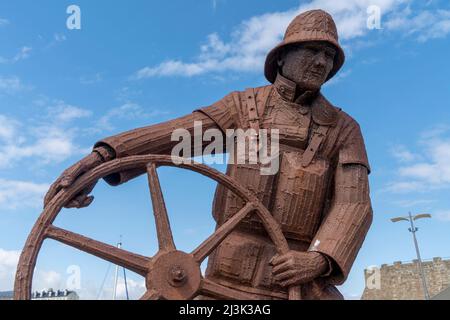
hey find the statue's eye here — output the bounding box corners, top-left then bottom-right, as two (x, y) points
(325, 51), (334, 59)
(307, 48), (319, 55)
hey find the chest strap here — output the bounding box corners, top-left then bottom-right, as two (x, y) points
(302, 125), (329, 167)
(244, 88), (261, 158)
(246, 87), (327, 167)
(245, 88), (261, 133)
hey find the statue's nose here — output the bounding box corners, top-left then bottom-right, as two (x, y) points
(314, 51), (327, 67)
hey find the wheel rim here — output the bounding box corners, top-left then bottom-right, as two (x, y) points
(14, 155), (300, 300)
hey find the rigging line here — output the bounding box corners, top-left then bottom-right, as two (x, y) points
(97, 262), (112, 300)
(123, 267), (130, 300)
(113, 237), (122, 300)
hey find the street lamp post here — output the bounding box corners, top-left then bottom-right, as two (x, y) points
(391, 212), (431, 300)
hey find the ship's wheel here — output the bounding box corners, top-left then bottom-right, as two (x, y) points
(14, 155), (301, 300)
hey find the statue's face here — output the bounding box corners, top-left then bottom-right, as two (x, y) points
(278, 42), (336, 92)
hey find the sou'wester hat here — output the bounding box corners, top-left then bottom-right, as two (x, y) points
(264, 9), (345, 84)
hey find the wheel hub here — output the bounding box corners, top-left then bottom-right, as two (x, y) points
(147, 250), (201, 300)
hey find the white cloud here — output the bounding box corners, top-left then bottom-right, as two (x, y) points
(12, 133), (78, 163)
(383, 181), (423, 193)
(435, 210), (450, 222)
(0, 18), (9, 27)
(398, 141), (450, 185)
(386, 8), (450, 42)
(0, 248), (78, 294)
(0, 249), (20, 291)
(133, 0), (409, 79)
(211, 0), (228, 12)
(54, 33), (67, 42)
(115, 277), (146, 300)
(80, 73), (103, 85)
(0, 119), (84, 169)
(33, 270), (64, 292)
(115, 86), (142, 102)
(0, 47), (33, 64)
(0, 101), (92, 169)
(301, 0), (411, 39)
(385, 126), (450, 193)
(0, 179), (49, 210)
(48, 101), (92, 122)
(12, 46), (32, 63)
(324, 69), (352, 86)
(0, 115), (20, 141)
(132, 7), (296, 78)
(96, 276), (146, 300)
(0, 76), (25, 94)
(393, 199), (435, 208)
(43, 33), (69, 50)
(390, 145), (419, 162)
(97, 103), (168, 131)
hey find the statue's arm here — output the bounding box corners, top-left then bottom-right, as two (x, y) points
(93, 111), (222, 186)
(92, 91), (237, 186)
(44, 113), (226, 208)
(44, 94), (236, 208)
(95, 112), (218, 159)
(308, 163), (373, 285)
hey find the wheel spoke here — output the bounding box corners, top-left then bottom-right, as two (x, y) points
(140, 289), (161, 300)
(289, 286), (302, 300)
(200, 278), (257, 300)
(147, 163), (176, 251)
(45, 225), (151, 276)
(191, 202), (254, 263)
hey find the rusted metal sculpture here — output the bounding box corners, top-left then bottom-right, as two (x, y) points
(15, 9), (372, 300)
(14, 155), (301, 300)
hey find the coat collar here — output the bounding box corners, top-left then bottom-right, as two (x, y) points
(273, 72), (299, 102)
(272, 72), (339, 126)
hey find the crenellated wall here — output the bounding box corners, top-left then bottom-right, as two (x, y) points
(361, 257), (450, 300)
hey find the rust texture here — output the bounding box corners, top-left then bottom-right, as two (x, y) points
(15, 9), (372, 300)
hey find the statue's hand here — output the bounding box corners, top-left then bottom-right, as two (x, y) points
(270, 251), (328, 288)
(43, 147), (112, 209)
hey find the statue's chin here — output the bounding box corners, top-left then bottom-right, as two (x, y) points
(297, 81), (322, 92)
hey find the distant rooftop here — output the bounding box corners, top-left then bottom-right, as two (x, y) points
(0, 291), (13, 299)
(0, 289), (79, 300)
(32, 289), (78, 299)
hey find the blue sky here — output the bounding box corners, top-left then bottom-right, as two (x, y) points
(1, 0), (450, 299)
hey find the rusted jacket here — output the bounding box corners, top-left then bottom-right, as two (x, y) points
(94, 74), (372, 299)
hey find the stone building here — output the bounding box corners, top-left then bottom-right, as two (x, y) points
(32, 289), (79, 300)
(0, 289), (79, 300)
(362, 257), (450, 300)
(0, 291), (13, 300)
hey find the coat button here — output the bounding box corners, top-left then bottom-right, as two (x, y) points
(299, 106), (310, 115)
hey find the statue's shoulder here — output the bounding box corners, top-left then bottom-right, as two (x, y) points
(312, 93), (341, 126)
(253, 84), (274, 98)
(314, 94), (362, 130)
(218, 85), (273, 128)
(230, 85), (273, 102)
(317, 98), (370, 170)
